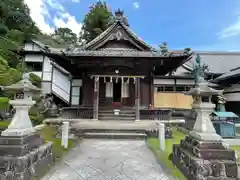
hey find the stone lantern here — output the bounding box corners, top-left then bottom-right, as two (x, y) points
(171, 78), (240, 180)
(186, 79), (223, 141)
(0, 73), (53, 179)
(2, 73), (40, 136)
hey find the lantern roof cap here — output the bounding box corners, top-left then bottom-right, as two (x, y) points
(4, 73), (41, 92)
(186, 77), (223, 96)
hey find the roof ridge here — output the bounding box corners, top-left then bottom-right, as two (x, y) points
(80, 22), (117, 50)
(119, 21), (152, 50)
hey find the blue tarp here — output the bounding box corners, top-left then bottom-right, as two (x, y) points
(212, 112), (239, 118)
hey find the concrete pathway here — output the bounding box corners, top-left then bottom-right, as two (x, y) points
(42, 139), (174, 180)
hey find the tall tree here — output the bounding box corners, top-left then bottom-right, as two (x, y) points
(0, 0), (40, 68)
(79, 1), (113, 43)
(54, 27), (77, 44)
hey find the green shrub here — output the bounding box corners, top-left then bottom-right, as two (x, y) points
(29, 106), (44, 125)
(0, 97), (9, 109)
(29, 73), (41, 88)
(30, 114), (44, 126)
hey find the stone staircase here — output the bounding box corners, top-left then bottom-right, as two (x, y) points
(98, 107), (136, 121)
(73, 128), (147, 140)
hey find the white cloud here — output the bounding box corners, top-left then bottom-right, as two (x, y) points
(71, 0), (80, 3)
(133, 2), (140, 9)
(54, 13), (82, 35)
(24, 0), (54, 34)
(24, 0), (82, 35)
(218, 16), (240, 38)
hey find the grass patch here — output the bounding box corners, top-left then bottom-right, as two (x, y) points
(231, 146), (240, 161)
(0, 120), (10, 128)
(34, 125), (79, 179)
(147, 128), (187, 180)
(37, 125), (79, 162)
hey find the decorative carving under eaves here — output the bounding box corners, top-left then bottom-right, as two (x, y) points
(109, 30), (128, 41)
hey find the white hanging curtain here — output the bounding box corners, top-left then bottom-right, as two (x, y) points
(105, 82), (113, 97)
(121, 82), (129, 98)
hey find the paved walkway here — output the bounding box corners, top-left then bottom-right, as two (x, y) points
(42, 139), (174, 180)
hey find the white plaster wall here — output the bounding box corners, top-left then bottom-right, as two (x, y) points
(72, 79), (82, 86)
(41, 82), (51, 94)
(224, 93), (240, 102)
(52, 67), (70, 102)
(224, 84), (240, 102)
(42, 56), (52, 81)
(224, 84), (240, 93)
(24, 43), (41, 52)
(25, 54), (44, 62)
(176, 79), (194, 85)
(153, 79), (174, 85)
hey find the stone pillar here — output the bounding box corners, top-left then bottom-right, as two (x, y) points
(158, 123), (165, 151)
(62, 121), (69, 149)
(93, 76), (99, 120)
(135, 78), (140, 121)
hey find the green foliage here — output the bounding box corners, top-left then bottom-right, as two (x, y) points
(54, 27), (78, 45)
(30, 114), (44, 126)
(29, 106), (44, 125)
(0, 97), (9, 109)
(0, 56), (21, 86)
(80, 1), (113, 43)
(29, 72), (41, 87)
(0, 0), (40, 68)
(36, 34), (68, 48)
(0, 23), (9, 36)
(0, 120), (10, 128)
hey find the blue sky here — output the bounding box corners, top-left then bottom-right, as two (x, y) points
(25, 0), (240, 51)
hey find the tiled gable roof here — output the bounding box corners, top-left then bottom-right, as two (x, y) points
(79, 20), (153, 51)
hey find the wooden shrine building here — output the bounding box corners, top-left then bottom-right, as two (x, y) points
(22, 10), (192, 120)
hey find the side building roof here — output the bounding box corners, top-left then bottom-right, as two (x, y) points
(174, 51), (240, 75)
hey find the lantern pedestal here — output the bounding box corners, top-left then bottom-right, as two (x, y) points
(0, 134), (53, 179)
(188, 103), (222, 141)
(1, 100), (36, 137)
(171, 102), (239, 180)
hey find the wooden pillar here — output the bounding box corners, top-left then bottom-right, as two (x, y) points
(135, 77), (140, 121)
(93, 75), (99, 120)
(149, 74), (154, 107)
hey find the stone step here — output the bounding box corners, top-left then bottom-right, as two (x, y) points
(98, 113), (136, 117)
(75, 128), (146, 134)
(98, 116), (136, 121)
(98, 109), (135, 113)
(83, 132), (147, 139)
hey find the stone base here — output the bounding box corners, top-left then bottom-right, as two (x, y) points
(171, 135), (240, 180)
(1, 127), (36, 137)
(0, 133), (53, 180)
(189, 130), (222, 141)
